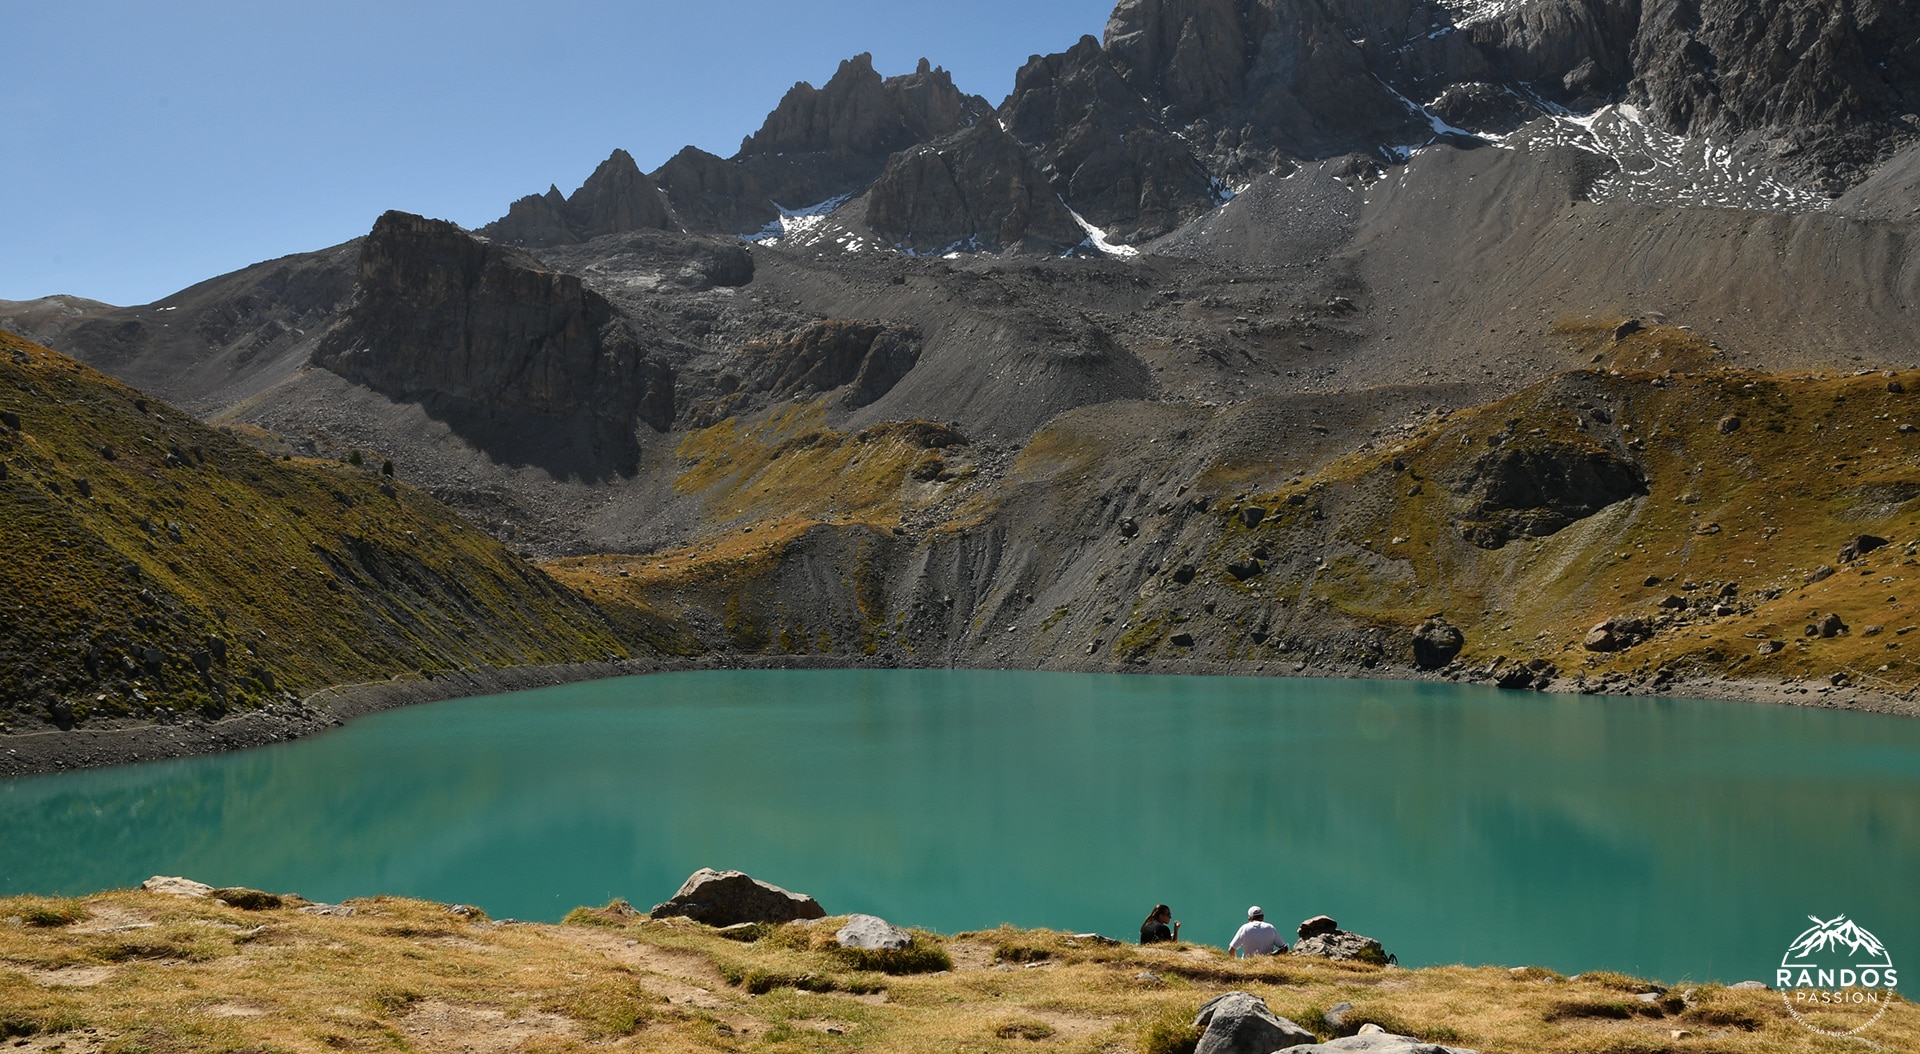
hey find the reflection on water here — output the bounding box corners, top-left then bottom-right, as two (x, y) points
(3, 670), (1916, 982)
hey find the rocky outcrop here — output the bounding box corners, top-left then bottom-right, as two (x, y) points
(741, 320), (921, 407)
(1000, 35), (1221, 241)
(1447, 440), (1646, 549)
(483, 150), (674, 247)
(314, 212), (673, 469)
(1191, 991), (1316, 1054)
(865, 122), (1087, 254)
(649, 868), (826, 926)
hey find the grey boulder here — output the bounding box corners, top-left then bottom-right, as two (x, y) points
(1291, 930), (1389, 963)
(836, 913), (912, 950)
(1192, 991), (1316, 1054)
(1287, 1031), (1480, 1053)
(649, 868), (826, 926)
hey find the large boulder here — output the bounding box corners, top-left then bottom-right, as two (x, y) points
(1410, 620), (1463, 669)
(1291, 929), (1389, 964)
(1192, 991), (1316, 1054)
(649, 869), (826, 926)
(836, 913), (912, 950)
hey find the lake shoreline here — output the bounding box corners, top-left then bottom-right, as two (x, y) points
(4, 654), (1918, 779)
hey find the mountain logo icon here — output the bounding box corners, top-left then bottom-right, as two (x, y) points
(1776, 914), (1898, 1038)
(1782, 915), (1892, 969)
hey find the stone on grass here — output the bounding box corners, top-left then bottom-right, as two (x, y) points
(837, 913), (912, 950)
(1191, 991), (1316, 1054)
(1291, 929), (1389, 963)
(649, 868), (825, 926)
(142, 876), (213, 898)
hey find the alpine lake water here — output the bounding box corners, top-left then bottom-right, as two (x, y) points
(4, 669), (1917, 984)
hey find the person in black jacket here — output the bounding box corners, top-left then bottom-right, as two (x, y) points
(1140, 903), (1180, 944)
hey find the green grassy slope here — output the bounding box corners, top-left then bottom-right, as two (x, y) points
(0, 329), (629, 730)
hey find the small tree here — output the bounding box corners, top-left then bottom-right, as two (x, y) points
(347, 449), (364, 467)
(381, 459), (395, 477)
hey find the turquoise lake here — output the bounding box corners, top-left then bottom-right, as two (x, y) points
(3, 669), (1917, 983)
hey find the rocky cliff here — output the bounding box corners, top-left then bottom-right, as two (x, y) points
(313, 211), (673, 476)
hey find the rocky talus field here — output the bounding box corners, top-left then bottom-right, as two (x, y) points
(5, 0), (1920, 770)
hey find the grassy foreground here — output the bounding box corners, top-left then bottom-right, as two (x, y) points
(3, 889), (1912, 1054)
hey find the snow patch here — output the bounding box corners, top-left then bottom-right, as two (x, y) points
(743, 194), (853, 244)
(1513, 104), (1832, 213)
(1435, 0), (1535, 27)
(1064, 207), (1139, 258)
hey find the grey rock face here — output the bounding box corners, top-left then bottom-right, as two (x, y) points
(742, 53), (983, 161)
(865, 122), (1087, 254)
(314, 212), (674, 471)
(1192, 991), (1317, 1054)
(1000, 35), (1220, 242)
(1627, 0), (1920, 191)
(484, 150), (674, 247)
(1103, 0), (1430, 160)
(1411, 620), (1464, 669)
(836, 913), (912, 950)
(649, 868), (827, 926)
(663, 54), (993, 236)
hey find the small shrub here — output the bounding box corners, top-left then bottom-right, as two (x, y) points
(381, 459), (394, 477)
(346, 450), (364, 467)
(1683, 1004), (1762, 1031)
(549, 977), (657, 1037)
(993, 940), (1052, 964)
(833, 939), (952, 975)
(15, 898), (88, 927)
(1139, 1004), (1202, 1054)
(368, 988), (423, 1015)
(738, 968), (837, 995)
(212, 887), (282, 910)
(563, 898), (641, 929)
(1544, 999), (1636, 1022)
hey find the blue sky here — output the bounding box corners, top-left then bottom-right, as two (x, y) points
(1, 0), (1115, 306)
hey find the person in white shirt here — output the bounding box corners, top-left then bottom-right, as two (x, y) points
(1227, 905), (1287, 957)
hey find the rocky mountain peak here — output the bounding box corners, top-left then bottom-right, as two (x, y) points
(740, 52), (986, 160)
(482, 149), (674, 248)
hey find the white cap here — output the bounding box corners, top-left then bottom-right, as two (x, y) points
(1248, 905), (1264, 919)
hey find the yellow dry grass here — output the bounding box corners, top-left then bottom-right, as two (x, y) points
(2, 890), (1912, 1054)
